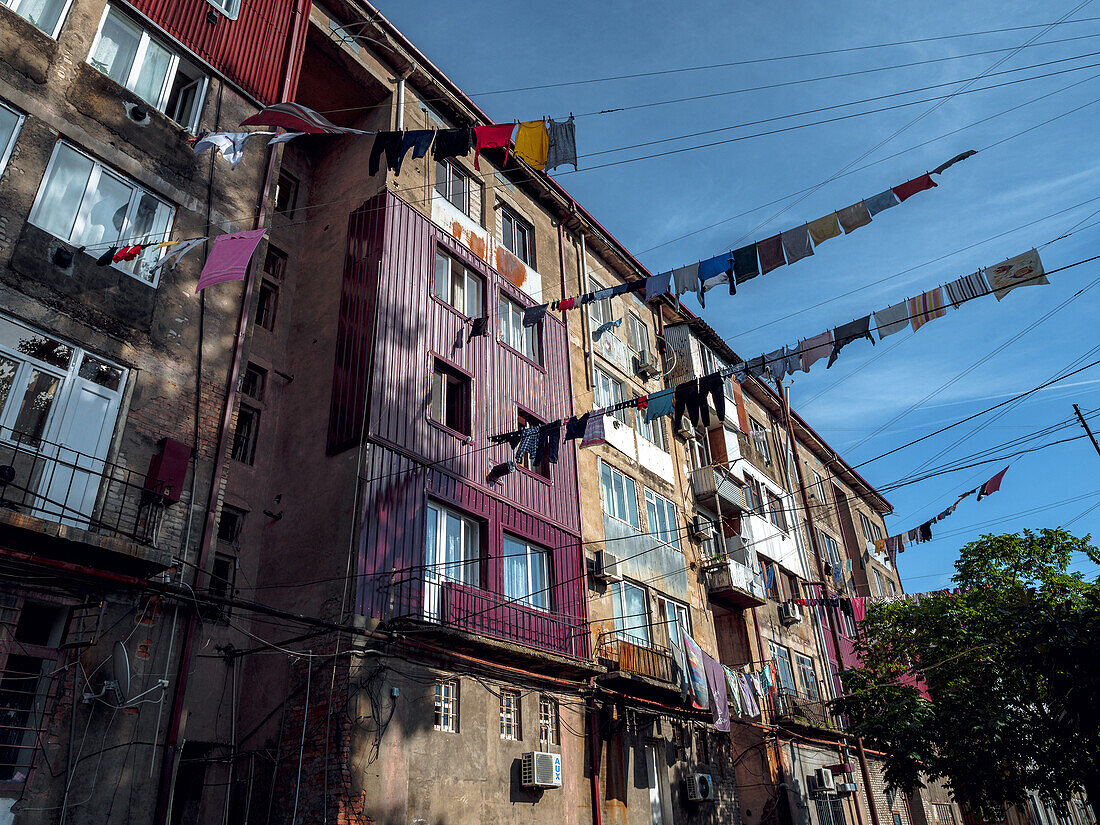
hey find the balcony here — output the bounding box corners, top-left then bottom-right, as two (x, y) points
(0, 428), (173, 575)
(767, 690), (838, 731)
(691, 465), (745, 515)
(703, 556), (765, 609)
(594, 632), (678, 685)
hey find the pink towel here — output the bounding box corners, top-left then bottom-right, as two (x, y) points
(196, 228), (267, 292)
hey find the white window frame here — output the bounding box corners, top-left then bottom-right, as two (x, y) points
(872, 568), (886, 598)
(28, 140), (175, 286)
(203, 0), (240, 20)
(644, 488), (680, 550)
(636, 410), (668, 451)
(435, 159), (469, 215)
(817, 530), (841, 569)
(501, 534), (551, 611)
(587, 278), (612, 329)
(611, 580), (650, 646)
(498, 295), (541, 363)
(499, 690), (521, 740)
(627, 313), (649, 355)
(433, 679), (458, 732)
(813, 470), (828, 501)
(599, 459), (639, 529)
(0, 100), (24, 177)
(593, 366), (628, 425)
(794, 652), (819, 701)
(425, 501), (479, 586)
(769, 642), (796, 695)
(749, 417), (771, 463)
(434, 249), (483, 318)
(766, 489), (788, 534)
(500, 206), (533, 266)
(537, 695), (559, 749)
(1, 0), (73, 38)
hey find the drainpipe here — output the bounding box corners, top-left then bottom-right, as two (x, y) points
(578, 231), (593, 391)
(394, 76), (406, 130)
(587, 694), (603, 825)
(856, 737), (882, 825)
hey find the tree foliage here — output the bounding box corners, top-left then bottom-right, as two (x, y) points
(833, 528), (1100, 818)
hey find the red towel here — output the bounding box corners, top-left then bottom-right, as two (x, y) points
(474, 123), (515, 171)
(892, 173), (937, 202)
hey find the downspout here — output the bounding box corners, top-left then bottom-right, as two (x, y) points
(587, 693), (603, 825)
(578, 231), (593, 392)
(394, 76), (406, 130)
(856, 737), (883, 825)
(153, 3), (309, 820)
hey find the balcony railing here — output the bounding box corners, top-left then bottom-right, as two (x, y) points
(703, 556), (766, 608)
(370, 572), (589, 661)
(0, 425), (168, 547)
(594, 632), (677, 684)
(691, 465), (745, 514)
(766, 689), (838, 730)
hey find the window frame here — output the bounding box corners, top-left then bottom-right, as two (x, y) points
(428, 357), (472, 438)
(766, 489), (788, 533)
(793, 652), (819, 701)
(434, 159), (470, 216)
(587, 278), (612, 330)
(515, 408), (550, 479)
(627, 313), (650, 356)
(593, 366), (628, 425)
(230, 403), (260, 465)
(635, 411), (668, 451)
(203, 0), (241, 20)
(274, 170), (299, 217)
(433, 679), (459, 733)
(216, 504), (246, 547)
(599, 460), (639, 529)
(28, 140), (175, 285)
(499, 690), (522, 741)
(425, 501), (481, 587)
(240, 362), (266, 402)
(1, 0), (74, 39)
(768, 642), (797, 695)
(501, 534), (552, 611)
(498, 294), (542, 365)
(749, 417), (771, 463)
(644, 487), (680, 550)
(537, 695), (559, 750)
(611, 580), (650, 647)
(812, 470), (828, 501)
(0, 100), (24, 177)
(433, 248), (484, 319)
(500, 205), (533, 267)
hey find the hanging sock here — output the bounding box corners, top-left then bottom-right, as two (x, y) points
(756, 234), (786, 275)
(892, 173), (937, 202)
(514, 120), (549, 170)
(865, 189), (899, 216)
(907, 287), (947, 332)
(432, 128), (475, 160)
(545, 115), (577, 171)
(780, 224), (814, 265)
(798, 331), (833, 372)
(196, 228), (267, 292)
(111, 246), (133, 263)
(473, 123), (516, 171)
(873, 301), (909, 339)
(837, 201), (872, 233)
(732, 244), (759, 284)
(121, 245), (143, 262)
(943, 271), (990, 308)
(395, 130), (435, 174)
(807, 213), (841, 245)
(827, 316), (874, 367)
(981, 249), (1047, 301)
(368, 132), (403, 175)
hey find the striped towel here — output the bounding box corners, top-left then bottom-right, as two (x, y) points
(240, 102), (373, 135)
(943, 271), (990, 309)
(908, 287), (947, 332)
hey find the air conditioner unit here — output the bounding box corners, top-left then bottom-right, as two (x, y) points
(634, 352), (661, 380)
(836, 783), (859, 795)
(778, 602), (803, 625)
(593, 550), (623, 583)
(675, 416), (694, 438)
(814, 767), (836, 794)
(686, 772), (715, 802)
(521, 751), (562, 789)
(690, 515), (715, 541)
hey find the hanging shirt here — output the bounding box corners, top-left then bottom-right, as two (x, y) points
(646, 270), (672, 301)
(977, 466), (1009, 500)
(523, 303), (549, 328)
(645, 387), (676, 422)
(807, 212), (842, 246)
(514, 120), (549, 170)
(766, 346), (789, 383)
(395, 130), (435, 174)
(556, 298), (576, 311)
(865, 189), (899, 216)
(469, 316), (489, 338)
(514, 427), (540, 462)
(745, 355), (768, 381)
(368, 131), (404, 175)
(545, 115), (578, 171)
(873, 301), (909, 339)
(724, 666), (743, 716)
(756, 234), (786, 275)
(672, 263), (700, 296)
(827, 315), (875, 368)
(943, 271), (990, 308)
(739, 673), (760, 717)
(473, 123), (515, 171)
(564, 414), (588, 441)
(193, 132), (260, 169)
(698, 252), (733, 283)
(702, 652), (730, 732)
(892, 173), (937, 202)
(981, 249), (1047, 301)
(908, 287), (947, 332)
(732, 244), (760, 284)
(837, 201), (872, 234)
(918, 521), (933, 542)
(780, 223), (814, 265)
(195, 228), (267, 292)
(432, 128), (475, 161)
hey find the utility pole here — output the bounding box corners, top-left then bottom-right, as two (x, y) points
(1074, 404), (1100, 459)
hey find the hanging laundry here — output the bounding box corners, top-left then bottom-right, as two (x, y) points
(745, 354), (768, 381)
(918, 521), (933, 542)
(268, 131), (305, 146)
(732, 361), (748, 384)
(799, 331), (833, 372)
(724, 666), (743, 716)
(874, 538), (887, 555)
(702, 652), (730, 732)
(672, 263), (700, 296)
(195, 228), (267, 292)
(564, 413), (588, 441)
(827, 316), (874, 367)
(943, 271), (990, 308)
(151, 239), (181, 252)
(673, 379), (702, 427)
(469, 316), (489, 339)
(609, 280), (647, 297)
(873, 301), (909, 339)
(514, 427), (540, 463)
(698, 252), (733, 292)
(514, 120), (549, 170)
(907, 528), (920, 545)
(837, 201), (872, 234)
(756, 234), (786, 275)
(523, 303), (549, 328)
(646, 270), (671, 301)
(473, 123), (515, 171)
(148, 237), (206, 275)
(370, 131), (407, 175)
(766, 346), (789, 383)
(554, 298), (575, 311)
(193, 132), (261, 169)
(590, 285), (617, 302)
(977, 466), (1009, 501)
(699, 373), (725, 422)
(112, 246), (138, 263)
(594, 318), (622, 338)
(739, 672), (760, 717)
(580, 411), (607, 448)
(908, 287), (947, 332)
(395, 130), (435, 174)
(645, 387), (676, 422)
(807, 212), (842, 246)
(865, 189), (899, 216)
(240, 102), (373, 134)
(535, 420), (562, 465)
(981, 248), (1047, 301)
(432, 127), (475, 161)
(545, 115), (578, 172)
(892, 173), (937, 203)
(732, 244), (760, 284)
(782, 347), (802, 376)
(96, 247), (119, 266)
(780, 224), (814, 265)
(680, 632), (710, 710)
(931, 149), (977, 175)
(851, 597), (866, 623)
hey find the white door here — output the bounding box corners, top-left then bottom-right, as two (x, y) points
(645, 744), (665, 825)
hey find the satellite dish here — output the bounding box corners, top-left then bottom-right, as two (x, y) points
(111, 641), (131, 704)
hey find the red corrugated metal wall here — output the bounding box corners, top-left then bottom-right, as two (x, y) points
(124, 0), (303, 104)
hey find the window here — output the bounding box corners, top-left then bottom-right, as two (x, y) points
(812, 470), (827, 501)
(858, 512), (884, 547)
(893, 814), (903, 825)
(0, 596), (66, 784)
(209, 552), (236, 604)
(593, 367), (628, 425)
(88, 5), (207, 131)
(0, 101), (24, 177)
(744, 476), (764, 516)
(216, 505), (245, 546)
(766, 489), (788, 532)
(502, 535), (550, 610)
(498, 295), (541, 363)
(794, 653), (819, 701)
(317, 2), (359, 51)
(434, 250), (483, 318)
(274, 171), (298, 217)
(240, 363), (266, 401)
(872, 569), (886, 598)
(499, 690), (521, 740)
(204, 0), (241, 19)
(599, 461), (639, 528)
(611, 581), (649, 646)
(230, 404), (260, 464)
(433, 679), (458, 732)
(500, 207), (533, 266)
(587, 278), (612, 329)
(434, 160), (469, 215)
(263, 245), (287, 280)
(644, 488), (680, 550)
(658, 596), (690, 648)
(769, 643), (796, 695)
(636, 412), (668, 450)
(749, 418), (771, 463)
(933, 806), (957, 825)
(816, 797), (847, 825)
(429, 359), (471, 436)
(762, 560), (782, 601)
(538, 695), (559, 749)
(255, 280), (279, 330)
(887, 579), (898, 596)
(817, 530), (841, 569)
(29, 141), (174, 284)
(840, 605), (858, 638)
(515, 410), (549, 478)
(1, 0), (71, 38)
(627, 314), (650, 355)
(425, 501), (480, 586)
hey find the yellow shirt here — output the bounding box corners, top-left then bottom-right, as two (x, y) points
(514, 120), (549, 170)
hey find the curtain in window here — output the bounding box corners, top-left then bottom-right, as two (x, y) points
(502, 537), (527, 604)
(33, 147), (93, 241)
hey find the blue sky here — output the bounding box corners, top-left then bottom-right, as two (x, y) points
(377, 0), (1100, 589)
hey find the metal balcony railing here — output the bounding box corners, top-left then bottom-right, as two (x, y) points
(703, 556), (766, 608)
(691, 464), (745, 514)
(0, 425), (168, 546)
(594, 632), (677, 684)
(767, 689), (838, 730)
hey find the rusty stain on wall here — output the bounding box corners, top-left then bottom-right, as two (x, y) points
(495, 246), (527, 288)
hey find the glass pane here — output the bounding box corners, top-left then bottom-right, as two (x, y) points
(462, 518), (478, 585)
(12, 0), (67, 34)
(12, 370), (60, 444)
(450, 170), (466, 213)
(501, 536), (526, 603)
(0, 357), (16, 420)
(132, 37), (172, 104)
(600, 463), (613, 516)
(464, 272), (481, 318)
(433, 251), (448, 303)
(625, 477), (638, 528)
(425, 503), (438, 568)
(0, 327), (71, 369)
(612, 473), (626, 522)
(622, 584), (648, 645)
(89, 9), (142, 84)
(442, 512), (463, 582)
(0, 106), (19, 157)
(529, 550), (549, 610)
(78, 355), (122, 390)
(31, 145), (93, 242)
(434, 162), (448, 199)
(125, 194), (171, 279)
(76, 171), (132, 248)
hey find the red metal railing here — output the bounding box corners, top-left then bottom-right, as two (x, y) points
(594, 632), (677, 683)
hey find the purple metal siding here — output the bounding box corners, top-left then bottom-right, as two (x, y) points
(124, 0), (301, 104)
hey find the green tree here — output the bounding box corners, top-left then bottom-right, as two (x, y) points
(833, 528), (1100, 820)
